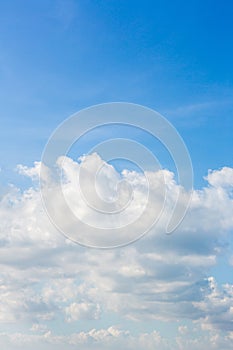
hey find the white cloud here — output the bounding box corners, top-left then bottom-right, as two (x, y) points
(65, 302), (101, 321)
(0, 154), (233, 348)
(178, 325), (188, 334)
(205, 167), (233, 188)
(1, 325), (233, 350)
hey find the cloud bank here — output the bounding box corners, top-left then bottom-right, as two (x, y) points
(1, 154), (233, 349)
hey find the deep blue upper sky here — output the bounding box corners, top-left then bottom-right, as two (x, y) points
(0, 0), (232, 187)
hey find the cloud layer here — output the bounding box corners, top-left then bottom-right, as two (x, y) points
(1, 154), (233, 349)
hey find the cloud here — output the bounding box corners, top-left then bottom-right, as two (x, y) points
(0, 327), (166, 350)
(65, 302), (101, 322)
(0, 154), (233, 348)
(194, 278), (233, 332)
(1, 325), (233, 350)
(205, 167), (233, 188)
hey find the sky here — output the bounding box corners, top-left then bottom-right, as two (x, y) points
(0, 1), (233, 349)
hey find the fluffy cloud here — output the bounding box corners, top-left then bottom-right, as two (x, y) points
(1, 326), (233, 350)
(65, 302), (101, 322)
(1, 154), (233, 349)
(0, 327), (166, 350)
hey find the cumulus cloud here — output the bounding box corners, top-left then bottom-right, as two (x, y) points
(205, 167), (233, 188)
(65, 302), (101, 322)
(0, 154), (233, 349)
(0, 327), (166, 350)
(1, 325), (233, 350)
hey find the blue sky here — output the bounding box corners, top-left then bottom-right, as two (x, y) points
(0, 0), (232, 178)
(0, 1), (233, 349)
